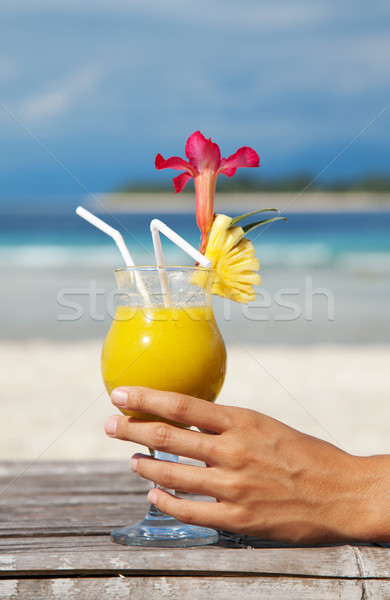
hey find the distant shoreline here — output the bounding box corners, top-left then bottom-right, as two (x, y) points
(98, 191), (390, 213)
(1, 191), (389, 216)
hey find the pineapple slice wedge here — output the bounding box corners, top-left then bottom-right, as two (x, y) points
(204, 214), (261, 304)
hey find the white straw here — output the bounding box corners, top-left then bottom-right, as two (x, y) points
(150, 219), (212, 269)
(76, 206), (149, 302)
(76, 206), (135, 265)
(150, 224), (171, 307)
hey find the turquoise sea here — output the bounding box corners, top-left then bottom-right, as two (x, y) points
(1, 209), (389, 344)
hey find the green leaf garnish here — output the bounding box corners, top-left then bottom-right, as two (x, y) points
(235, 216), (288, 242)
(229, 208), (280, 227)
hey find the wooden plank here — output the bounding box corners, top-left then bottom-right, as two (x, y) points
(0, 497), (148, 537)
(0, 577), (374, 600)
(0, 461), (130, 478)
(0, 460), (151, 537)
(0, 460), (199, 496)
(0, 459), (201, 485)
(0, 539), (364, 578)
(356, 546), (390, 578)
(0, 461), (146, 497)
(0, 495), (214, 538)
(363, 580), (390, 600)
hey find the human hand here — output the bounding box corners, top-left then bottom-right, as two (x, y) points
(105, 387), (389, 544)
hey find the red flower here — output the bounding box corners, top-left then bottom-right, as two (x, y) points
(155, 131), (260, 253)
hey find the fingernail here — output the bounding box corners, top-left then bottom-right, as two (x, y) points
(130, 456), (138, 472)
(148, 490), (158, 505)
(105, 415), (119, 436)
(111, 388), (128, 407)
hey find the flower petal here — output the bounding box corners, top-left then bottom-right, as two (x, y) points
(185, 131), (221, 173)
(155, 153), (196, 175)
(218, 146), (260, 177)
(173, 172), (193, 193)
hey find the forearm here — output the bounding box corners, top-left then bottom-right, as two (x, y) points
(355, 454), (390, 543)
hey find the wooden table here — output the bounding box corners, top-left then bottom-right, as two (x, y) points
(1, 461), (389, 599)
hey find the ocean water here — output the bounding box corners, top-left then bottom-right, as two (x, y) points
(1, 210), (389, 343)
(1, 210), (390, 267)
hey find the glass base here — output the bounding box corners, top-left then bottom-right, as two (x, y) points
(111, 503), (219, 547)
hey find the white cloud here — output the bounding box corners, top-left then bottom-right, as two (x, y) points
(18, 65), (102, 121)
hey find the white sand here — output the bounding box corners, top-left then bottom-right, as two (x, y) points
(1, 340), (389, 461)
(101, 191), (390, 213)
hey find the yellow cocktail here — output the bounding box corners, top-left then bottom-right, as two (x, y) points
(102, 305), (226, 423)
(102, 266), (226, 547)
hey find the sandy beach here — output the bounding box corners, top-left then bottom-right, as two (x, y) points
(2, 340), (389, 462)
(100, 191), (390, 213)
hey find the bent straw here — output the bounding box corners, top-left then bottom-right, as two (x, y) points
(76, 206), (149, 302)
(76, 206), (134, 265)
(150, 219), (212, 269)
(150, 219), (212, 307)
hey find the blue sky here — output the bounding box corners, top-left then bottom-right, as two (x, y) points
(1, 0), (390, 198)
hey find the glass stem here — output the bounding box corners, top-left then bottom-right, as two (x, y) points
(147, 450), (178, 518)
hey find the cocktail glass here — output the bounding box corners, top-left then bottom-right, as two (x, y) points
(101, 266), (227, 547)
